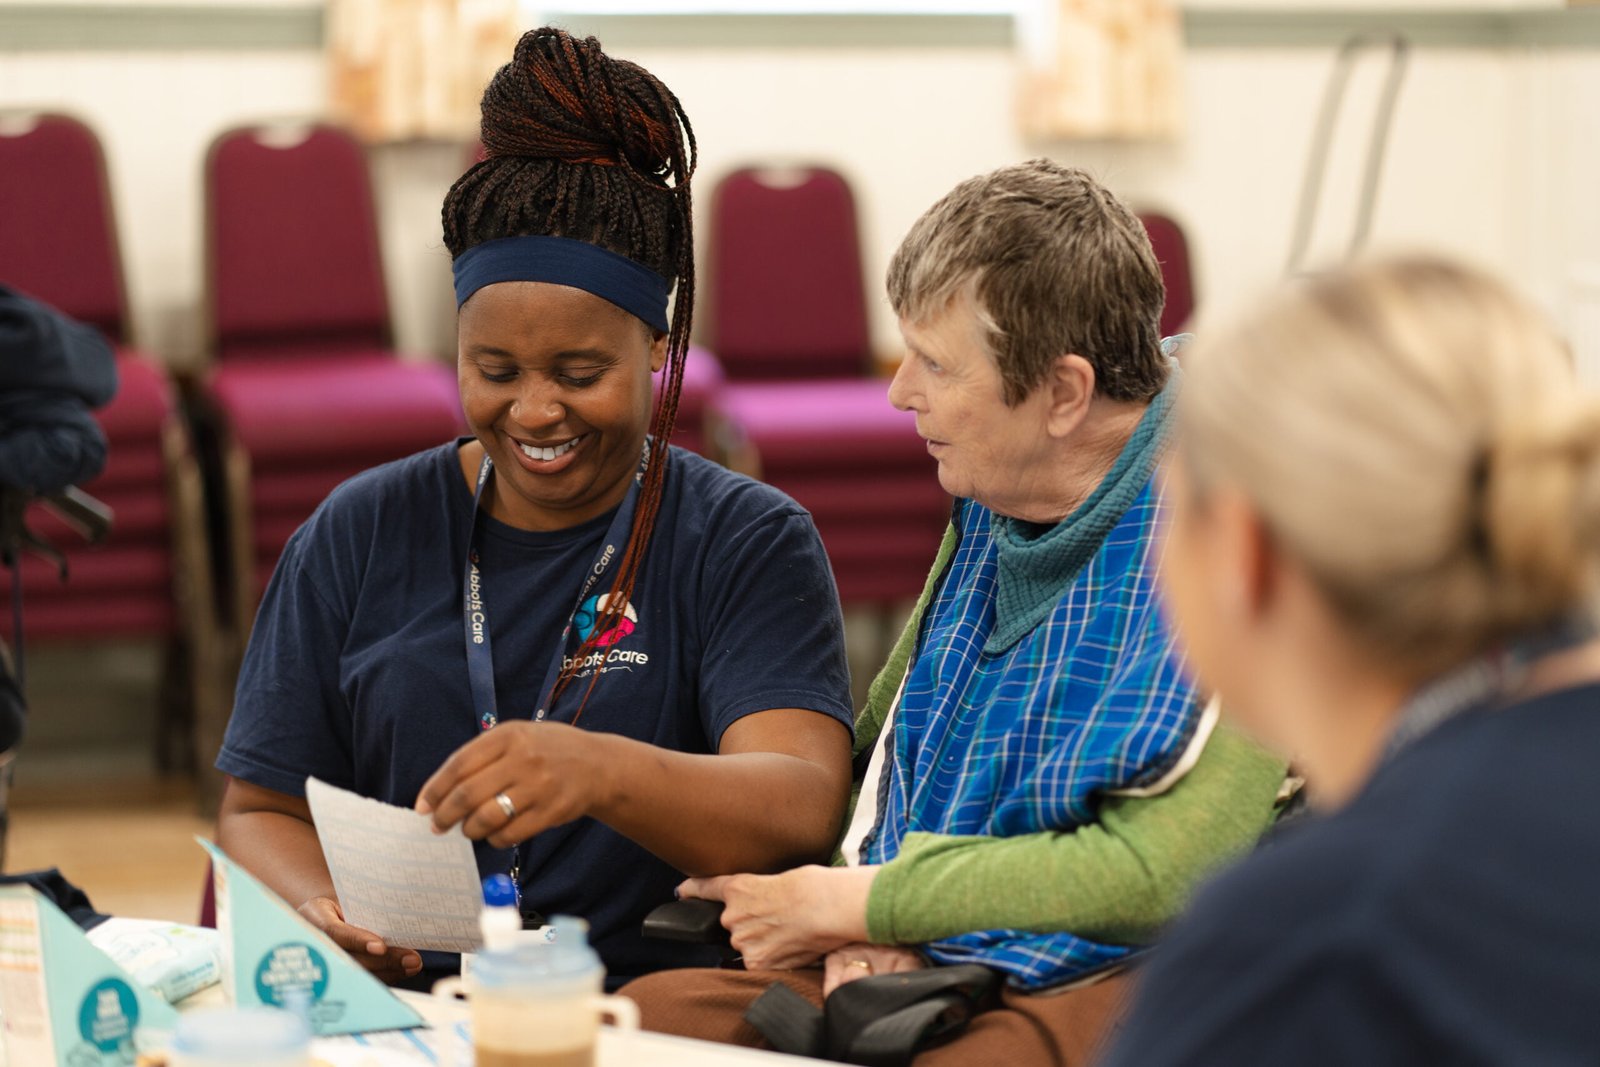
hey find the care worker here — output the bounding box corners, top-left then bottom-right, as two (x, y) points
(215, 29), (853, 988)
(1101, 256), (1600, 1064)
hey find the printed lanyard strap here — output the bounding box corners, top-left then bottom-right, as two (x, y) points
(1384, 614), (1599, 761)
(461, 450), (644, 731)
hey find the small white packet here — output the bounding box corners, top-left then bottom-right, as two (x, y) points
(86, 916), (223, 1003)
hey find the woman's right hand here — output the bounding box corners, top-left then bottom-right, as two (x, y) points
(677, 865), (877, 971)
(297, 896), (422, 983)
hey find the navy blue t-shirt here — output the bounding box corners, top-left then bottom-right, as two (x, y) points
(218, 442), (853, 982)
(1101, 681), (1600, 1066)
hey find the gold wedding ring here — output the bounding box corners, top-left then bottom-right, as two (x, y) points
(847, 959), (872, 971)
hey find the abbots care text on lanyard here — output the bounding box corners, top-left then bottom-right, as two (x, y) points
(460, 446), (646, 903)
(462, 447), (647, 728)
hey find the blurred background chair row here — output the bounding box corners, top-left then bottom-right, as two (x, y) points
(1, 115), (463, 809)
(0, 113), (1196, 810)
(0, 112), (217, 780)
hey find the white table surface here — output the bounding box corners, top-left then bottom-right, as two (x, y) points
(178, 984), (815, 1067)
(0, 958), (806, 1066)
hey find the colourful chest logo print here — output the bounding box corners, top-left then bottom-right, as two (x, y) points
(574, 593), (638, 647)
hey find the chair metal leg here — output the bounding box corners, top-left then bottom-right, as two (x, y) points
(223, 439), (258, 647)
(708, 408), (763, 480)
(153, 634), (194, 775)
(163, 416), (230, 815)
(0, 748), (13, 874)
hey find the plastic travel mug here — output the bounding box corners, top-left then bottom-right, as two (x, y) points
(433, 918), (637, 1067)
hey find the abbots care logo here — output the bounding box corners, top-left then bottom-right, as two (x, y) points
(565, 593), (649, 675)
(77, 978), (138, 1058)
(574, 592), (637, 647)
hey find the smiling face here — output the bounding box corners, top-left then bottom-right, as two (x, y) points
(458, 280), (666, 531)
(887, 294), (1062, 517)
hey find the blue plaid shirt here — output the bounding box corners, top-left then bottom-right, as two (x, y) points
(858, 475), (1202, 990)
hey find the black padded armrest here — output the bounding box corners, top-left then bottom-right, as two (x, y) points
(641, 899), (728, 945)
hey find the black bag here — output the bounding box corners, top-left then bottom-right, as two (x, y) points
(744, 964), (1002, 1066)
(0, 285), (117, 494)
(0, 640), (20, 758)
(0, 867), (109, 929)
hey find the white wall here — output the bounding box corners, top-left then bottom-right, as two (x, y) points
(630, 41), (1519, 343)
(1, 28), (1593, 375)
(1511, 50), (1600, 382)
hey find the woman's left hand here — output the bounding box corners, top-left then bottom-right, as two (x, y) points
(415, 721), (608, 846)
(822, 943), (928, 997)
(678, 865), (879, 971)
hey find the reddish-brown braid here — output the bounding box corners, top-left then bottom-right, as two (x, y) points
(443, 28), (697, 722)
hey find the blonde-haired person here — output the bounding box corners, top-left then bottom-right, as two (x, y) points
(1100, 254), (1600, 1066)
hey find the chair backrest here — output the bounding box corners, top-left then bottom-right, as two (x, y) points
(0, 113), (128, 341)
(1139, 211), (1196, 338)
(709, 166), (870, 382)
(206, 123), (391, 361)
(199, 862), (216, 927)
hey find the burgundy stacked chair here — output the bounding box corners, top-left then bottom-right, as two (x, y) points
(201, 124), (464, 649)
(0, 112), (219, 772)
(1139, 212), (1196, 337)
(707, 167), (949, 606)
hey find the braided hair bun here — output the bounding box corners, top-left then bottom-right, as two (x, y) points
(481, 30), (680, 180)
(1479, 406), (1600, 642)
(444, 27), (696, 282)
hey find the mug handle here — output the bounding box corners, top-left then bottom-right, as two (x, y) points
(595, 993), (639, 1032)
(432, 976), (467, 1001)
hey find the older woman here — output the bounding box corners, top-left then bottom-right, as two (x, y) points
(215, 29), (853, 990)
(1101, 256), (1600, 1064)
(624, 161), (1286, 1064)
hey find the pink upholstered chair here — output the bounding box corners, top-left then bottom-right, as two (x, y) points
(200, 124), (464, 644)
(0, 111), (220, 774)
(710, 167), (870, 383)
(706, 166), (950, 607)
(1139, 212), (1196, 337)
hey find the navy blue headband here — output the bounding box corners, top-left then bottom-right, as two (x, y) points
(452, 235), (671, 334)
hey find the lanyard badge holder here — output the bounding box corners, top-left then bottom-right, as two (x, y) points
(460, 449), (646, 922)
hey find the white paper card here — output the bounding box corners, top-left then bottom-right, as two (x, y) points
(306, 777), (485, 953)
(0, 894), (55, 1067)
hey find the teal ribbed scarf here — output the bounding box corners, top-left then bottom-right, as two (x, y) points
(985, 363), (1182, 653)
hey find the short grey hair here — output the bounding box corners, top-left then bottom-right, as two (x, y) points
(886, 159), (1167, 405)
